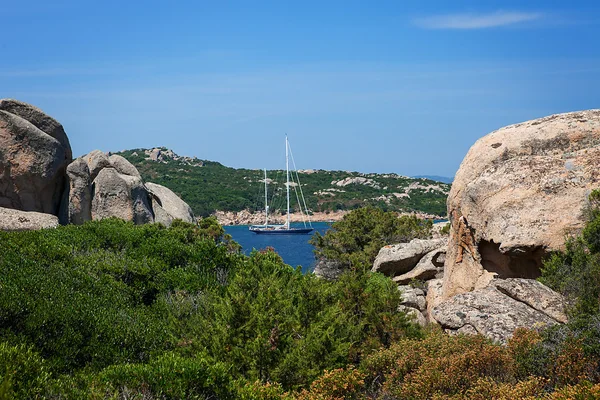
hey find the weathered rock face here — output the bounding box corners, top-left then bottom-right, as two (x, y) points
(426, 278), (444, 323)
(373, 238), (447, 276)
(392, 248), (445, 285)
(109, 154), (141, 178)
(494, 278), (567, 324)
(145, 182), (194, 226)
(432, 278), (566, 344)
(0, 207), (59, 231)
(85, 150), (111, 181)
(0, 99), (72, 215)
(0, 99), (71, 160)
(398, 285), (427, 311)
(443, 110), (600, 299)
(61, 158), (92, 225)
(91, 167), (154, 224)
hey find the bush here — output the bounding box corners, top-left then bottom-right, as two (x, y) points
(295, 367), (365, 400)
(0, 342), (51, 399)
(361, 330), (515, 399)
(187, 249), (419, 390)
(97, 352), (233, 399)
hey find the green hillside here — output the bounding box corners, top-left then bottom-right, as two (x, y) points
(115, 148), (450, 217)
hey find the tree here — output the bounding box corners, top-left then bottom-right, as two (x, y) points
(310, 206), (432, 270)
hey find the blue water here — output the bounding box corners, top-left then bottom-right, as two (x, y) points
(224, 222), (332, 273)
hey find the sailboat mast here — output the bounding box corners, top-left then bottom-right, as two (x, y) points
(264, 168), (268, 226)
(286, 135), (290, 228)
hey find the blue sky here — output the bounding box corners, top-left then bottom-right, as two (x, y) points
(2, 1), (599, 177)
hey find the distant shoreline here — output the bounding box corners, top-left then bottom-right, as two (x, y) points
(212, 209), (445, 226)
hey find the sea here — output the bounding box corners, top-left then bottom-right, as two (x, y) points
(224, 222), (332, 273)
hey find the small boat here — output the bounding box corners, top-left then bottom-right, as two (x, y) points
(249, 136), (313, 235)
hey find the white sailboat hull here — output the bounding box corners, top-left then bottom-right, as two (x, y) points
(249, 225), (313, 234)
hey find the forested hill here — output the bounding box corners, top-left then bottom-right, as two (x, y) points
(115, 147), (451, 217)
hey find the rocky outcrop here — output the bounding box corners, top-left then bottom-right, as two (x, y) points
(443, 110), (600, 300)
(146, 182), (195, 226)
(398, 286), (428, 327)
(432, 278), (566, 343)
(373, 238), (447, 276)
(398, 285), (427, 311)
(0, 99), (72, 215)
(392, 249), (445, 285)
(494, 278), (567, 324)
(371, 238), (448, 325)
(60, 150), (196, 226)
(0, 207), (59, 231)
(144, 147), (204, 167)
(0, 99), (71, 160)
(0, 99), (196, 231)
(91, 167), (154, 224)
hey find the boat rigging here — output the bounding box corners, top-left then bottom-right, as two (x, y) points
(249, 136), (313, 234)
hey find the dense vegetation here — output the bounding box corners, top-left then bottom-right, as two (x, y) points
(4, 197), (600, 398)
(0, 217), (419, 398)
(115, 148), (450, 217)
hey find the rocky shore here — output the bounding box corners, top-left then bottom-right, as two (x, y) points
(213, 209), (444, 226)
(213, 210), (348, 225)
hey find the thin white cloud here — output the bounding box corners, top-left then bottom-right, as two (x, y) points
(414, 11), (543, 29)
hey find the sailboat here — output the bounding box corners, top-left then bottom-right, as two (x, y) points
(249, 136), (314, 234)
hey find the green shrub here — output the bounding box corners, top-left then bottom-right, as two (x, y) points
(186, 249), (419, 390)
(97, 352), (233, 399)
(0, 342), (51, 399)
(0, 217), (422, 395)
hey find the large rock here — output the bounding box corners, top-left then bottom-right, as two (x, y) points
(392, 249), (445, 285)
(0, 99), (71, 160)
(61, 158), (92, 225)
(0, 100), (72, 215)
(145, 182), (194, 226)
(443, 110), (600, 299)
(0, 207), (59, 231)
(91, 168), (154, 224)
(373, 238), (447, 276)
(398, 285), (426, 311)
(432, 278), (566, 343)
(494, 278), (567, 323)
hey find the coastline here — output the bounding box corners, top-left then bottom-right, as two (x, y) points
(212, 209), (445, 226)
